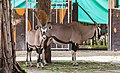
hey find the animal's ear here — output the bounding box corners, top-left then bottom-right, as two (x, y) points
(48, 25), (52, 30)
(35, 25), (40, 29)
(47, 22), (51, 24)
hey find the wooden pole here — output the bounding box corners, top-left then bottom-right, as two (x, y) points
(72, 2), (78, 22)
(0, 0), (2, 68)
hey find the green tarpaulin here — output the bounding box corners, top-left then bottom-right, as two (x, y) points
(12, 0), (37, 8)
(119, 0), (120, 8)
(74, 0), (108, 24)
(12, 0), (120, 24)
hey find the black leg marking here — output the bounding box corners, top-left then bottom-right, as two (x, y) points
(71, 43), (78, 66)
(26, 52), (28, 67)
(72, 43), (78, 52)
(26, 52), (28, 62)
(26, 43), (29, 67)
(29, 51), (33, 67)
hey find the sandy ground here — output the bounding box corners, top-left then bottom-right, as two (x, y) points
(16, 50), (120, 57)
(16, 50), (120, 73)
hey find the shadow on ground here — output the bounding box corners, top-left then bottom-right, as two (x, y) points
(19, 61), (120, 73)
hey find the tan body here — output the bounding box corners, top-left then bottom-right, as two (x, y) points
(46, 22), (96, 44)
(27, 29), (42, 47)
(26, 28), (47, 68)
(42, 21), (97, 66)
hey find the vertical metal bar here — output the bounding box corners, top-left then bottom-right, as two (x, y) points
(68, 44), (69, 50)
(56, 44), (57, 49)
(50, 3), (52, 22)
(62, 3), (63, 24)
(68, 0), (70, 23)
(26, 0), (28, 43)
(56, 3), (57, 23)
(68, 0), (70, 50)
(70, 0), (72, 22)
(32, 9), (34, 30)
(109, 0), (112, 51)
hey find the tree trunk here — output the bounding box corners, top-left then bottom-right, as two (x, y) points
(1, 0), (13, 72)
(0, 0), (2, 68)
(37, 0), (51, 63)
(0, 0), (26, 73)
(37, 0), (51, 16)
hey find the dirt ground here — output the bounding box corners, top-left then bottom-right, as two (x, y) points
(17, 50), (120, 73)
(16, 50), (120, 57)
(20, 60), (120, 73)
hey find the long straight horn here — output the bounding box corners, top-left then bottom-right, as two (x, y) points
(45, 11), (53, 27)
(44, 16), (50, 27)
(34, 11), (42, 27)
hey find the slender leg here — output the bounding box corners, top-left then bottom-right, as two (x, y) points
(74, 51), (78, 66)
(37, 53), (40, 68)
(71, 43), (78, 66)
(26, 42), (29, 67)
(71, 50), (75, 65)
(42, 49), (47, 66)
(26, 51), (28, 67)
(71, 43), (75, 64)
(40, 53), (44, 68)
(29, 52), (33, 67)
(92, 38), (94, 45)
(72, 50), (78, 66)
(36, 48), (44, 68)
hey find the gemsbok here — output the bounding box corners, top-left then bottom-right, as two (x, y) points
(26, 27), (47, 68)
(26, 10), (49, 68)
(40, 21), (99, 66)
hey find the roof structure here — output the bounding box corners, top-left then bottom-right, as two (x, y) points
(11, 0), (120, 24)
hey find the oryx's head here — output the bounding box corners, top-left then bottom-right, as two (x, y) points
(39, 14), (52, 39)
(35, 21), (52, 41)
(35, 12), (52, 39)
(40, 27), (47, 39)
(40, 22), (52, 39)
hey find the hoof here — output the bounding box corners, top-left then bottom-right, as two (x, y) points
(25, 62), (28, 67)
(37, 66), (40, 68)
(73, 64), (79, 66)
(73, 63), (79, 66)
(44, 63), (48, 66)
(41, 63), (44, 68)
(30, 65), (33, 67)
(37, 63), (40, 68)
(41, 66), (44, 68)
(30, 62), (33, 67)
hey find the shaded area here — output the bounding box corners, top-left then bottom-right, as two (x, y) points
(19, 61), (120, 73)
